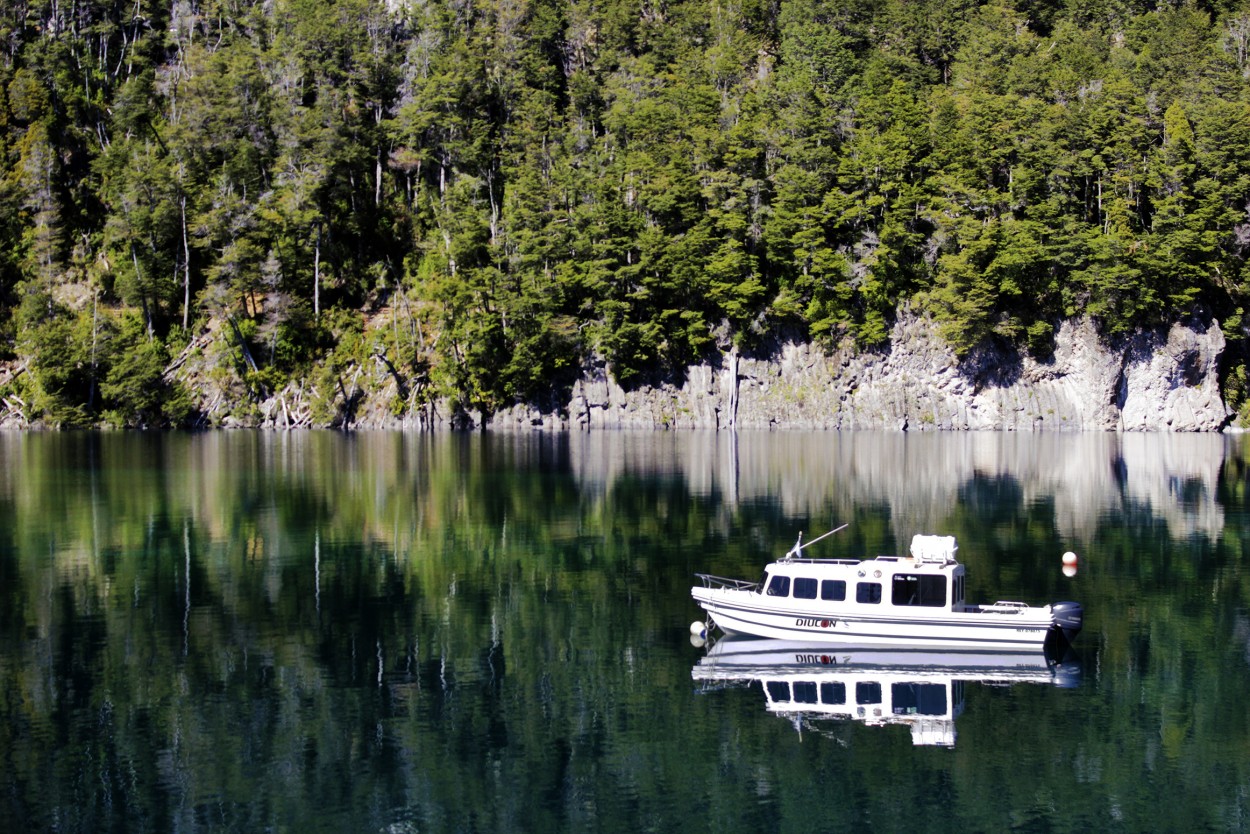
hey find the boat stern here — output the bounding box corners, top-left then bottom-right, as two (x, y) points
(1049, 600), (1083, 645)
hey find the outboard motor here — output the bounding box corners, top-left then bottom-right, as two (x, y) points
(1050, 600), (1084, 644)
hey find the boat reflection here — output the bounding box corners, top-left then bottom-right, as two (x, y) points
(692, 635), (1079, 747)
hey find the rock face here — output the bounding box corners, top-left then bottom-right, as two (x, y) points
(490, 314), (1232, 432)
(5, 312), (1226, 431)
(136, 311), (1230, 431)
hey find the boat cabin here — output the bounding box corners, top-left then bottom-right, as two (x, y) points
(758, 535), (967, 612)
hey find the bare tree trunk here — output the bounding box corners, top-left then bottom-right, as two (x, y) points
(181, 195), (191, 330)
(132, 246), (153, 339)
(486, 168), (498, 246)
(1098, 175), (1105, 233)
(314, 223), (321, 319)
(89, 289), (99, 411)
(227, 316), (259, 373)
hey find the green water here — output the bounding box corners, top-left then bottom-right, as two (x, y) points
(1, 431), (1249, 833)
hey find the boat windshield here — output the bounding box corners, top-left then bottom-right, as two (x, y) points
(766, 575), (791, 596)
(756, 572), (769, 593)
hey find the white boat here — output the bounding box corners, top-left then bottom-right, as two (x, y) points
(692, 635), (1079, 746)
(691, 529), (1082, 651)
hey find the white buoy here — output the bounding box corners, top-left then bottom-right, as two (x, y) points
(1062, 551), (1078, 566)
(1062, 564), (1078, 578)
(690, 620), (707, 639)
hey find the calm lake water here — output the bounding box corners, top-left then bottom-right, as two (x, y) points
(2, 430), (1249, 833)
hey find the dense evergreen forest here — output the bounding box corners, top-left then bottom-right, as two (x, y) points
(4, 0), (1250, 427)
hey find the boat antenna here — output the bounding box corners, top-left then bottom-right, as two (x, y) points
(784, 523), (849, 560)
(800, 523), (849, 551)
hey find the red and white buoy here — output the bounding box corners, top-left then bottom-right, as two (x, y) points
(1062, 551), (1078, 577)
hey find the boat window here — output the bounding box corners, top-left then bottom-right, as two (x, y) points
(793, 577), (818, 599)
(891, 574), (948, 607)
(766, 575), (791, 596)
(793, 681), (818, 704)
(820, 682), (846, 705)
(891, 683), (947, 716)
(855, 681), (882, 705)
(856, 582), (882, 604)
(821, 580), (846, 601)
(766, 681), (790, 703)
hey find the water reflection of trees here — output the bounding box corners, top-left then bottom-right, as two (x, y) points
(0, 431), (1249, 831)
(566, 431), (1229, 544)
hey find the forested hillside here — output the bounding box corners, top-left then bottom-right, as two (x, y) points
(3, 0), (1250, 427)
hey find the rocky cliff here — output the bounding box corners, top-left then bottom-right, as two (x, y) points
(125, 312), (1229, 432)
(490, 314), (1233, 432)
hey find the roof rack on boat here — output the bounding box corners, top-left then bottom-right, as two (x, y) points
(910, 535), (958, 565)
(780, 558), (861, 565)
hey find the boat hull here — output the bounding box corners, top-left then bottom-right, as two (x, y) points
(694, 636), (1070, 681)
(692, 587), (1063, 650)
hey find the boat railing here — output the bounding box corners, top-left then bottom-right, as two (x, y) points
(776, 557), (862, 566)
(695, 573), (760, 591)
(981, 601), (1031, 613)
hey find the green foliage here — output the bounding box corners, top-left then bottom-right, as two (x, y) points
(16, 290), (103, 426)
(1224, 362), (1250, 426)
(3, 0), (1250, 421)
(100, 314), (193, 428)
